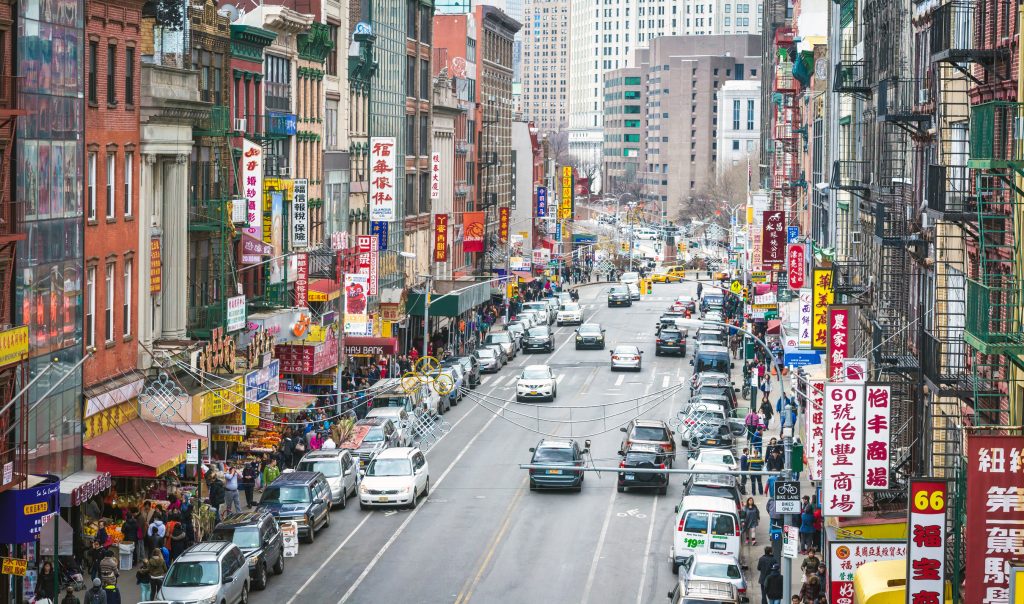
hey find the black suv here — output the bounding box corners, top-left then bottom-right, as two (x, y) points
(685, 421), (736, 457)
(211, 511), (285, 590)
(655, 328), (688, 356)
(617, 444), (670, 494)
(257, 471), (332, 543)
(607, 286), (632, 307)
(522, 325), (555, 353)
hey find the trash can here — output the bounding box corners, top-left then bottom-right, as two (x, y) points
(118, 542), (134, 570)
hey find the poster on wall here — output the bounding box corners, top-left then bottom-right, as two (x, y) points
(267, 191), (284, 284)
(343, 273), (371, 335)
(822, 382), (865, 517)
(369, 137), (397, 221)
(226, 296), (247, 332)
(242, 139), (263, 238)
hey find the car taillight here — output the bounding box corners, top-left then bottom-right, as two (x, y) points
(658, 463), (666, 469)
(735, 524), (741, 536)
(529, 469), (536, 475)
(677, 517), (686, 531)
(619, 461), (626, 468)
(737, 587), (746, 593)
(660, 443), (673, 452)
(612, 356), (620, 360)
(625, 440), (632, 449)
(655, 339), (662, 344)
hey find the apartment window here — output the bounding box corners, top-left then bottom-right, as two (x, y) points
(420, 5), (432, 44)
(106, 153), (116, 218)
(733, 99), (740, 129)
(193, 49), (224, 105)
(326, 25), (339, 75)
(86, 267), (96, 348)
(107, 44), (117, 104)
(406, 114), (415, 155)
(406, 0), (417, 39)
(747, 99), (755, 129)
(732, 140), (740, 150)
(105, 262), (115, 343)
(406, 55), (416, 98)
(125, 47), (135, 105)
(419, 114), (428, 156)
(419, 171), (429, 213)
(124, 152), (133, 217)
(87, 152), (97, 220)
(420, 59), (430, 101)
(264, 55), (290, 111)
(88, 41), (98, 103)
(325, 100), (338, 149)
(123, 259), (132, 337)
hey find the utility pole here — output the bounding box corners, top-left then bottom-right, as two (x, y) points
(422, 273), (432, 357)
(781, 397), (797, 604)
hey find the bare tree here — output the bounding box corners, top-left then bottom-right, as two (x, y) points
(679, 161), (750, 224)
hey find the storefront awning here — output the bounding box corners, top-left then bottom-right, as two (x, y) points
(59, 470), (112, 507)
(307, 279), (340, 302)
(273, 391), (317, 411)
(84, 419), (207, 478)
(783, 345), (822, 368)
(406, 281), (493, 317)
(344, 336), (398, 356)
(512, 271), (535, 283)
(766, 319), (782, 334)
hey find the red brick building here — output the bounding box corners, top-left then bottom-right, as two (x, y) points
(83, 0), (144, 410)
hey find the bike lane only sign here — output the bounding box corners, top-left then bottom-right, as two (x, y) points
(772, 480), (802, 514)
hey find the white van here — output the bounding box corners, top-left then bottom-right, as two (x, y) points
(670, 495), (741, 574)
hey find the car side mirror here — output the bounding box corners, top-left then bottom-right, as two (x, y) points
(223, 576), (234, 584)
(529, 447), (535, 453)
(620, 427), (627, 433)
(584, 439), (591, 450)
(617, 450), (624, 456)
(689, 360), (694, 365)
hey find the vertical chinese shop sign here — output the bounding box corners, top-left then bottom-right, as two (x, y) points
(863, 385), (891, 491)
(499, 207), (510, 243)
(761, 210), (785, 266)
(788, 243), (805, 288)
(907, 480), (947, 604)
(560, 166), (573, 219)
(822, 383), (864, 517)
(806, 379), (825, 482)
(433, 214), (449, 262)
(826, 306), (850, 381)
(294, 253), (308, 308)
(965, 435), (1024, 604)
(369, 137), (397, 221)
(430, 152), (441, 200)
(536, 186), (548, 218)
(812, 268), (835, 350)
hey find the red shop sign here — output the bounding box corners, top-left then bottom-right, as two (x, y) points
(788, 243), (805, 288)
(906, 479), (948, 604)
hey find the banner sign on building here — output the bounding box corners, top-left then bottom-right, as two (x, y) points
(241, 233), (273, 265)
(826, 307), (850, 381)
(291, 178), (308, 248)
(532, 248), (550, 266)
(761, 210), (786, 266)
(430, 152), (441, 200)
(294, 253), (308, 308)
(226, 296), (247, 332)
(806, 379), (825, 482)
(907, 480), (948, 604)
(0, 477), (60, 544)
(356, 235), (378, 296)
(812, 268), (835, 350)
(499, 207), (510, 243)
(343, 273), (371, 335)
(788, 244), (805, 289)
(798, 289), (813, 348)
(864, 385), (891, 491)
(463, 211), (485, 252)
(965, 435), (1024, 604)
(242, 139), (263, 238)
(150, 237), (162, 294)
(829, 541), (907, 604)
(369, 137), (397, 221)
(371, 220), (388, 251)
(243, 358), (279, 403)
(536, 186), (548, 217)
(0, 326), (29, 370)
(433, 214), (449, 262)
(559, 166), (573, 219)
(823, 383), (865, 517)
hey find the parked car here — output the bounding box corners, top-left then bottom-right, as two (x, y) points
(691, 345), (733, 375)
(556, 302), (584, 326)
(617, 443), (670, 494)
(681, 554), (748, 601)
(607, 286), (632, 307)
(295, 448), (359, 508)
(506, 322), (527, 347)
(366, 407), (415, 447)
(619, 419), (676, 467)
(575, 323), (607, 349)
(344, 417), (402, 471)
(211, 511), (285, 590)
(441, 364), (465, 405)
(620, 271), (641, 284)
(693, 448), (738, 471)
(257, 471), (332, 543)
(358, 447), (430, 510)
(485, 332), (518, 359)
(474, 347), (501, 373)
(522, 301), (554, 324)
(682, 472), (742, 512)
(444, 355), (480, 388)
(655, 328), (688, 357)
(516, 364), (557, 402)
(159, 541), (251, 604)
(610, 345), (644, 371)
(370, 377), (441, 420)
(667, 579), (742, 604)
(528, 438), (590, 492)
(522, 325), (555, 353)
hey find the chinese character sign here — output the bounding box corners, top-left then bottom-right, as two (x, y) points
(430, 152), (441, 200)
(965, 435), (1024, 604)
(829, 542), (907, 604)
(799, 289), (813, 348)
(806, 379), (825, 481)
(560, 166), (573, 220)
(371, 221), (388, 251)
(433, 214), (449, 262)
(826, 307), (850, 381)
(464, 211), (485, 253)
(294, 253), (308, 308)
(812, 268), (835, 350)
(537, 186), (548, 218)
(357, 235), (378, 296)
(907, 480), (948, 604)
(863, 385), (891, 491)
(823, 383), (865, 517)
(242, 139), (263, 238)
(369, 137), (397, 221)
(292, 178), (308, 248)
(761, 210), (786, 266)
(788, 244), (805, 288)
(343, 273), (371, 335)
(499, 207), (510, 243)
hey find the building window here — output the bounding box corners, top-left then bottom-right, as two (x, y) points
(420, 6), (432, 44)
(420, 59), (430, 101)
(419, 171), (429, 214)
(419, 113), (429, 156)
(194, 49), (225, 105)
(105, 262), (115, 343)
(264, 55), (291, 111)
(88, 152), (97, 220)
(123, 259), (132, 337)
(88, 41), (98, 103)
(747, 99), (755, 129)
(86, 267), (96, 348)
(106, 153), (116, 218)
(125, 152), (133, 217)
(325, 100), (338, 149)
(406, 55), (416, 98)
(326, 24), (339, 75)
(733, 99), (740, 129)
(125, 47), (135, 105)
(406, 0), (417, 39)
(406, 114), (415, 156)
(732, 140), (740, 150)
(107, 44), (117, 104)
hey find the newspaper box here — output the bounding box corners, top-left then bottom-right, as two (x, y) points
(280, 521), (299, 557)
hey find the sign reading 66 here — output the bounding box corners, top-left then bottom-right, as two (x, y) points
(906, 480), (948, 603)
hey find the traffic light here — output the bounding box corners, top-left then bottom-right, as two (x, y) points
(742, 287), (749, 301)
(791, 442), (804, 474)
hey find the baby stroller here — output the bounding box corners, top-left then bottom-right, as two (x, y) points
(58, 555), (85, 591)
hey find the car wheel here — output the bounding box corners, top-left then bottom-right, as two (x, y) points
(659, 485), (668, 496)
(273, 552), (284, 575)
(516, 396), (523, 402)
(409, 488), (418, 509)
(254, 562), (268, 590)
(529, 480), (537, 491)
(339, 490), (347, 509)
(240, 584), (249, 604)
(617, 484), (625, 493)
(672, 562), (680, 575)
(574, 484), (583, 493)
(423, 478), (430, 497)
(359, 502), (369, 511)
(324, 509), (331, 529)
(302, 526), (315, 544)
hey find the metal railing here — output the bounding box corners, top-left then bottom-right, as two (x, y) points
(830, 160), (870, 190)
(969, 102), (1024, 167)
(925, 164), (976, 216)
(833, 59), (871, 93)
(877, 78), (931, 118)
(929, 0), (988, 60)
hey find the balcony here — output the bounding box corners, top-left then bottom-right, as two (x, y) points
(193, 105), (230, 137)
(969, 102), (1024, 169)
(872, 196), (911, 246)
(964, 278), (1024, 354)
(188, 198), (229, 232)
(929, 0), (1002, 66)
(245, 113), (296, 141)
(188, 300), (227, 339)
(832, 259), (870, 299)
(830, 160), (870, 191)
(925, 164), (976, 220)
(921, 331), (974, 395)
(876, 79), (930, 132)
(774, 101), (798, 141)
(774, 60), (796, 93)
(833, 60), (871, 95)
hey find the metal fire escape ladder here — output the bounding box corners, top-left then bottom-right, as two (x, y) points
(929, 0), (1008, 87)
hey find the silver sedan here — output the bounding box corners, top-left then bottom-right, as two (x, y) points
(610, 345), (644, 371)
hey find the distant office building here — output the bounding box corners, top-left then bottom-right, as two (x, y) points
(521, 0), (569, 135)
(682, 0), (764, 35)
(602, 66), (645, 193)
(716, 80), (761, 173)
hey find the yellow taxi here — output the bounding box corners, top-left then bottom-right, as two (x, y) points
(651, 266), (687, 283)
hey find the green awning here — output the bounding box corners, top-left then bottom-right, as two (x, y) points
(406, 281), (493, 317)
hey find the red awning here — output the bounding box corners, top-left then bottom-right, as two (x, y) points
(343, 336), (398, 356)
(307, 279), (340, 302)
(767, 319), (782, 334)
(274, 392), (317, 411)
(84, 419), (206, 478)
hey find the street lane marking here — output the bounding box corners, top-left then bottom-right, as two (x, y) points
(582, 480), (618, 604)
(635, 495), (659, 604)
(614, 374), (624, 386)
(556, 374), (565, 383)
(480, 376), (491, 384)
(454, 477), (528, 604)
(662, 375), (670, 388)
(284, 512), (374, 603)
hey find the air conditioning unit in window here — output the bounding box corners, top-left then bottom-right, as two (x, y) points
(279, 167), (292, 178)
(233, 118), (247, 132)
(851, 231), (862, 245)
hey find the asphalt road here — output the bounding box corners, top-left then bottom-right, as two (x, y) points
(245, 279), (758, 604)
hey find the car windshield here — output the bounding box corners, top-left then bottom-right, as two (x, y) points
(610, 287), (628, 294)
(527, 327), (548, 337)
(363, 427), (385, 442)
(661, 330), (682, 339)
(164, 560), (220, 587)
(624, 452), (658, 465)
(477, 348), (496, 358)
(560, 303), (581, 311)
(622, 272), (639, 281)
(698, 387), (731, 398)
(297, 460), (342, 477)
(614, 347), (640, 355)
(366, 458), (412, 476)
(522, 368), (551, 379)
(261, 486), (310, 504)
(212, 526), (260, 550)
(633, 426), (669, 441)
(688, 485), (736, 500)
(488, 333), (511, 343)
(578, 324), (602, 335)
(508, 324), (524, 334)
(696, 356), (730, 374)
(533, 447), (575, 463)
(693, 560), (742, 580)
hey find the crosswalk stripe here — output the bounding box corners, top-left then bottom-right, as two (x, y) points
(556, 374), (566, 383)
(480, 375), (491, 384)
(615, 374), (624, 386)
(662, 375), (670, 388)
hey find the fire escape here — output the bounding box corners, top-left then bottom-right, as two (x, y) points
(771, 28), (800, 229)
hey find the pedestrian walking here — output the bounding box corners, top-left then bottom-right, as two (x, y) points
(764, 564), (785, 604)
(61, 586), (81, 604)
(799, 497), (816, 553)
(748, 449), (764, 495)
(800, 547), (821, 578)
(756, 546), (775, 604)
(744, 408), (760, 443)
(84, 579), (107, 604)
(98, 548), (118, 588)
(145, 549), (167, 598)
(766, 447), (785, 473)
(799, 575), (822, 603)
(759, 398), (774, 427)
(36, 561), (58, 602)
(241, 461), (257, 508)
(751, 426), (764, 456)
(740, 497), (760, 545)
(738, 448), (750, 495)
(85, 539), (104, 582)
(223, 465), (242, 515)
